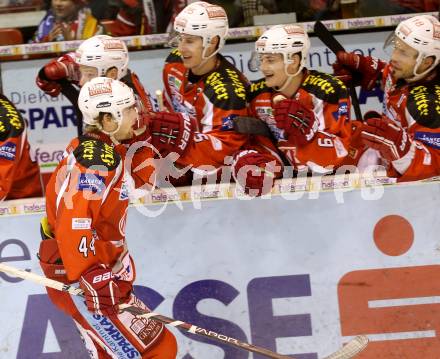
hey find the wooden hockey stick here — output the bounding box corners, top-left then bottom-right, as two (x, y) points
(313, 20), (363, 121)
(0, 262), (368, 359)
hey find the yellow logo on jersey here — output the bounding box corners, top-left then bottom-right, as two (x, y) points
(206, 72), (229, 100)
(100, 143), (115, 167)
(434, 85), (440, 115)
(226, 69), (246, 101)
(0, 98), (22, 131)
(82, 140), (97, 161)
(410, 86), (430, 116)
(303, 74), (337, 95)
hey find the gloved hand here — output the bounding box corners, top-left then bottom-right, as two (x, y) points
(273, 98), (319, 146)
(361, 116), (411, 162)
(332, 51), (384, 90)
(232, 150), (276, 196)
(79, 264), (121, 316)
(36, 54), (79, 97)
(149, 111), (194, 157)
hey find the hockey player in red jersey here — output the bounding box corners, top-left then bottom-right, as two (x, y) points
(36, 34), (154, 136)
(39, 77), (177, 358)
(333, 14), (440, 181)
(0, 94), (42, 200)
(155, 1), (282, 195)
(248, 24), (353, 174)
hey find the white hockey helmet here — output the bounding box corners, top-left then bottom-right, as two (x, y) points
(79, 77), (135, 135)
(75, 35), (129, 79)
(256, 24), (310, 77)
(174, 1), (229, 59)
(394, 15), (440, 81)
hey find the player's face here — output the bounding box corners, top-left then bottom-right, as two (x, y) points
(113, 105), (138, 141)
(79, 65), (98, 86)
(177, 34), (204, 69)
(259, 54), (287, 89)
(52, 0), (78, 20)
(390, 38), (418, 80)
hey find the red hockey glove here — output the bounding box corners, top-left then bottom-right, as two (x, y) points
(36, 54), (79, 97)
(332, 51), (384, 90)
(232, 150), (277, 197)
(79, 264), (121, 316)
(45, 54), (78, 81)
(149, 112), (194, 157)
(361, 116), (411, 162)
(273, 98), (319, 146)
(35, 77), (62, 97)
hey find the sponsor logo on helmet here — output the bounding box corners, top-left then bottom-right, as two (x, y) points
(434, 24), (440, 40)
(175, 18), (187, 28)
(102, 39), (125, 51)
(206, 6), (226, 19)
(399, 24), (411, 37)
(255, 40), (266, 49)
(88, 81), (113, 97)
(96, 101), (112, 109)
(283, 25), (305, 35)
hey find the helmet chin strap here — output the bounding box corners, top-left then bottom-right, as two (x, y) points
(407, 55), (438, 83)
(274, 64), (302, 93)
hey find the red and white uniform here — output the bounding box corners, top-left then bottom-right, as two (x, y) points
(380, 65), (440, 181)
(162, 50), (250, 169)
(248, 70), (353, 173)
(0, 94), (42, 200)
(42, 133), (176, 359)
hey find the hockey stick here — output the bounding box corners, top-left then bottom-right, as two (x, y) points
(233, 116), (274, 139)
(0, 262), (368, 359)
(313, 21), (363, 121)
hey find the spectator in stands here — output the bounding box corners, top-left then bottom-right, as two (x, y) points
(241, 0), (340, 25)
(389, 0), (439, 12)
(32, 0), (103, 42)
(93, 0), (187, 36)
(0, 93), (42, 200)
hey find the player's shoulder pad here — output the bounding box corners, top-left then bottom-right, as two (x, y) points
(203, 62), (248, 111)
(165, 49), (183, 64)
(0, 95), (25, 142)
(302, 70), (348, 104)
(73, 136), (121, 171)
(407, 83), (440, 128)
(247, 78), (271, 102)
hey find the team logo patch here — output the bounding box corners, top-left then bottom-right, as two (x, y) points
(221, 115), (236, 131)
(283, 25), (305, 35)
(119, 181), (129, 201)
(77, 173), (105, 193)
(414, 132), (440, 150)
(72, 218), (92, 230)
(0, 142), (16, 161)
(338, 102), (349, 117)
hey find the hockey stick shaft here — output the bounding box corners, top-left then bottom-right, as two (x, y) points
(0, 263), (293, 359)
(313, 21), (363, 121)
(0, 263), (368, 359)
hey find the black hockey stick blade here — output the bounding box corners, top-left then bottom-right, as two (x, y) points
(313, 21), (363, 121)
(233, 116), (274, 139)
